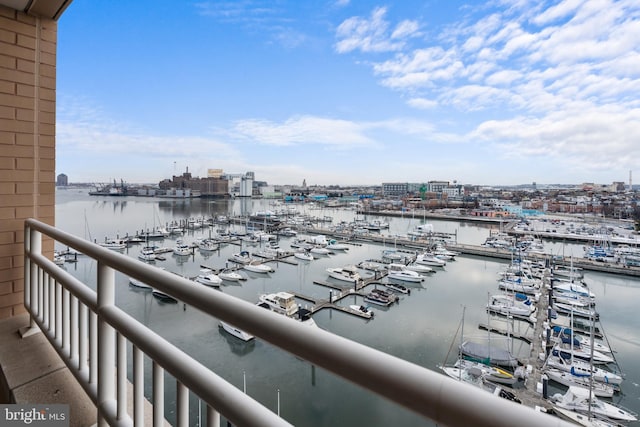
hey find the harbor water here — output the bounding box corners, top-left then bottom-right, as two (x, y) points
(55, 189), (640, 426)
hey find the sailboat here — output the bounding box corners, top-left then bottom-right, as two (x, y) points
(460, 295), (519, 368)
(544, 301), (623, 395)
(442, 307), (520, 387)
(440, 308), (521, 405)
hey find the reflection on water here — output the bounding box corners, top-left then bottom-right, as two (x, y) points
(54, 189), (640, 426)
(219, 326), (257, 356)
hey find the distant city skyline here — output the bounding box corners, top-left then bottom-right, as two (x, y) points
(55, 1), (640, 186)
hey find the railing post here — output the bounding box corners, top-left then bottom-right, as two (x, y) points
(97, 262), (116, 427)
(20, 225), (40, 337)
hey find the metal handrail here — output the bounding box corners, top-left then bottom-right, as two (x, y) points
(24, 218), (573, 427)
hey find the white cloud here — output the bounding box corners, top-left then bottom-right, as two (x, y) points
(230, 116), (375, 147)
(334, 7), (418, 53)
(407, 98), (438, 109)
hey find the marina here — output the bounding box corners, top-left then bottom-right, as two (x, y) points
(54, 189), (640, 427)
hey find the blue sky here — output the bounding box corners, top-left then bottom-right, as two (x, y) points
(56, 0), (640, 187)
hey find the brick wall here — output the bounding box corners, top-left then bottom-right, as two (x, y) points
(0, 5), (56, 319)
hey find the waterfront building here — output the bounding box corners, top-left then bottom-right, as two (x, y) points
(159, 167), (229, 198)
(56, 173), (68, 186)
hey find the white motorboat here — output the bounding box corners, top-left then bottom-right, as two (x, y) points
(99, 238), (127, 250)
(432, 245), (458, 260)
(219, 321), (254, 341)
(197, 239), (219, 252)
(129, 277), (152, 290)
(258, 292), (299, 317)
(551, 386), (637, 422)
(544, 368), (616, 397)
(294, 250), (314, 261)
(404, 263), (434, 274)
(349, 304), (374, 318)
(195, 269), (222, 287)
(137, 246), (156, 262)
(385, 282), (410, 294)
(386, 263), (424, 282)
(230, 250), (252, 264)
(172, 240), (192, 256)
(310, 246), (332, 255)
(219, 268), (243, 282)
(243, 260), (273, 274)
(326, 239), (349, 251)
(415, 252), (446, 267)
(327, 266), (362, 283)
(152, 288), (177, 303)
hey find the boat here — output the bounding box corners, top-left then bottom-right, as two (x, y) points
(364, 292), (394, 306)
(486, 294), (535, 318)
(172, 240), (192, 256)
(439, 364), (521, 404)
(152, 288), (177, 303)
(553, 265), (584, 280)
(544, 368), (616, 397)
(310, 246), (332, 255)
(326, 266), (362, 283)
(243, 260), (274, 274)
(219, 268), (243, 282)
(326, 239), (349, 251)
(385, 282), (411, 294)
(230, 250), (252, 264)
(551, 386), (637, 422)
(195, 269), (222, 287)
(349, 304), (374, 318)
(219, 321), (254, 341)
(129, 277), (152, 290)
(404, 263), (434, 274)
(432, 245), (458, 260)
(553, 302), (599, 320)
(454, 358), (519, 386)
(544, 352), (623, 385)
(197, 239), (219, 252)
(293, 250), (314, 261)
(99, 238), (127, 250)
(258, 292), (299, 317)
(459, 340), (519, 368)
(137, 246), (157, 262)
(415, 252), (446, 267)
(498, 278), (540, 295)
(357, 260), (387, 273)
(552, 406), (621, 427)
(550, 326), (612, 354)
(551, 345), (614, 365)
(386, 263), (424, 283)
(552, 281), (595, 299)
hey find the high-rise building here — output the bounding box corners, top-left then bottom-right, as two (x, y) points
(56, 173), (68, 186)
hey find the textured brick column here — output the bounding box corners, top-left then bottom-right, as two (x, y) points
(0, 5), (56, 319)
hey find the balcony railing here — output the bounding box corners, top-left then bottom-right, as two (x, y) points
(23, 218), (572, 427)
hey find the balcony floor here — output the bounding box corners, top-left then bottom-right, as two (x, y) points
(0, 313), (97, 426)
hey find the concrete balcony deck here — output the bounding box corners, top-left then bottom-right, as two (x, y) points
(0, 313), (96, 427)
